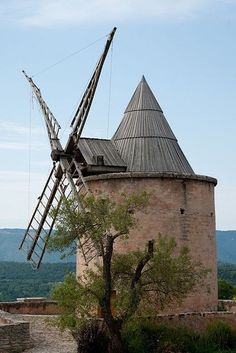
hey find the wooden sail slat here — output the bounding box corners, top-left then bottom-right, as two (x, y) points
(20, 28), (117, 267)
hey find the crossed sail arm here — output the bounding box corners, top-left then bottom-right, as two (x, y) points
(19, 166), (65, 268)
(65, 27), (116, 153)
(22, 70), (63, 154)
(19, 27), (117, 268)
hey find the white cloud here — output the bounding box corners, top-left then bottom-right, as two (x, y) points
(0, 0), (226, 27)
(0, 120), (47, 151)
(0, 142), (29, 150)
(0, 141), (47, 151)
(0, 121), (43, 135)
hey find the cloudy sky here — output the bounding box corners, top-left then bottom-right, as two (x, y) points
(0, 0), (235, 229)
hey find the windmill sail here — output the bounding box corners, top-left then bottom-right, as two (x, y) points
(19, 167), (64, 268)
(19, 160), (89, 268)
(22, 70), (63, 160)
(20, 28), (116, 268)
(66, 27), (117, 152)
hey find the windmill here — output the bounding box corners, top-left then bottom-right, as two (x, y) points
(19, 27), (116, 269)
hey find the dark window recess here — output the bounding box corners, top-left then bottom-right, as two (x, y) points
(180, 208), (185, 214)
(95, 155), (104, 166)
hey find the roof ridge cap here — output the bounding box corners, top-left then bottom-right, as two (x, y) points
(125, 107), (163, 113)
(79, 137), (111, 141)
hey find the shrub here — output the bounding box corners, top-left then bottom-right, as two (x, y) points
(204, 320), (236, 350)
(122, 320), (236, 353)
(72, 319), (109, 353)
(218, 279), (236, 300)
(122, 320), (166, 353)
(122, 321), (201, 353)
(157, 326), (199, 353)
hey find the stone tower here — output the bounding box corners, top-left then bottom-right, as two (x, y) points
(76, 76), (217, 312)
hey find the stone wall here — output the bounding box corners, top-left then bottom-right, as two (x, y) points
(154, 311), (236, 332)
(0, 311), (31, 353)
(0, 300), (60, 315)
(218, 300), (236, 312)
(77, 172), (217, 313)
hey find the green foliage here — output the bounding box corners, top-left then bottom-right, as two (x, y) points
(122, 320), (163, 353)
(113, 235), (206, 319)
(0, 261), (75, 301)
(218, 279), (236, 299)
(205, 320), (236, 350)
(52, 235), (205, 330)
(218, 262), (236, 286)
(72, 320), (109, 353)
(123, 320), (202, 353)
(122, 320), (236, 353)
(49, 192), (206, 353)
(47, 192), (149, 257)
(51, 272), (100, 331)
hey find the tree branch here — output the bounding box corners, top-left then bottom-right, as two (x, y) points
(131, 240), (154, 290)
(112, 230), (128, 240)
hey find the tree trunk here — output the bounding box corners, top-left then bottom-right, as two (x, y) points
(109, 330), (124, 353)
(101, 236), (125, 352)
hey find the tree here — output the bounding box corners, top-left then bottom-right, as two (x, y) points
(49, 192), (206, 353)
(218, 279), (236, 300)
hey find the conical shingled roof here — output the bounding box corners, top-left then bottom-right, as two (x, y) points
(112, 76), (194, 174)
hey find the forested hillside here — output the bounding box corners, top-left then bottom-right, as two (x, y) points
(0, 262), (75, 301)
(0, 261), (235, 302)
(1, 229), (236, 264)
(0, 228), (75, 262)
(218, 262), (236, 285)
(1, 228), (236, 302)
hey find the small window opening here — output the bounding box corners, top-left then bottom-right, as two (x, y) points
(180, 208), (185, 214)
(96, 155), (104, 166)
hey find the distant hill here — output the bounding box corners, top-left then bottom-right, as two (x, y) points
(216, 230), (236, 264)
(0, 228), (236, 264)
(0, 228), (75, 263)
(0, 261), (75, 301)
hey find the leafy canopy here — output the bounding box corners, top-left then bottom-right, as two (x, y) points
(47, 192), (149, 258)
(218, 279), (236, 300)
(50, 192), (206, 333)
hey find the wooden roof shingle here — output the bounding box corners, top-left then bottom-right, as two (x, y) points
(112, 76), (194, 174)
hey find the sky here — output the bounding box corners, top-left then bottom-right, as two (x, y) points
(0, 0), (235, 229)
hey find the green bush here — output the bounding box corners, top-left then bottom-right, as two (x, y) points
(204, 320), (236, 350)
(122, 321), (202, 353)
(122, 320), (236, 353)
(156, 326), (199, 353)
(122, 320), (166, 353)
(218, 279), (236, 300)
(72, 320), (109, 353)
(69, 318), (236, 353)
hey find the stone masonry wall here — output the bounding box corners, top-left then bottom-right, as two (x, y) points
(0, 312), (31, 353)
(154, 311), (236, 332)
(77, 172), (217, 313)
(218, 300), (236, 312)
(0, 301), (60, 315)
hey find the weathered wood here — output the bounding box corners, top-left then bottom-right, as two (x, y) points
(20, 28), (116, 268)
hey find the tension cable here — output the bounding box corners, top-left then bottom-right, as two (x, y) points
(32, 34), (107, 78)
(27, 89), (33, 221)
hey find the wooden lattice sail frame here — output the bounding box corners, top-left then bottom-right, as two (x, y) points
(19, 27), (116, 268)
